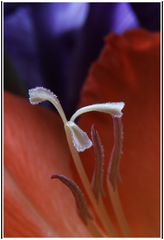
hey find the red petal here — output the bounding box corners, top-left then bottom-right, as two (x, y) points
(4, 92), (90, 237)
(79, 29), (160, 236)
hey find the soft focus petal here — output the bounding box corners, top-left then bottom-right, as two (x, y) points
(4, 169), (57, 237)
(78, 29), (160, 237)
(35, 3), (89, 35)
(4, 92), (90, 237)
(4, 7), (43, 89)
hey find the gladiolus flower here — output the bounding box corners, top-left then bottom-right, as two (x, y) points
(4, 29), (160, 237)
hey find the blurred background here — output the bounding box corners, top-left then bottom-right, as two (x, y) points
(4, 2), (160, 117)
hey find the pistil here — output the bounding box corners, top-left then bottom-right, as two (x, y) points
(29, 87), (130, 237)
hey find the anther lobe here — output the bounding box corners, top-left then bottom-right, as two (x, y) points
(51, 174), (92, 224)
(108, 117), (123, 191)
(91, 125), (105, 201)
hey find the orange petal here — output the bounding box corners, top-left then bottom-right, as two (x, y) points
(78, 29), (160, 237)
(4, 92), (90, 237)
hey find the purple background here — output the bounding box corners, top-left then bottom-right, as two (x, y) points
(4, 2), (160, 116)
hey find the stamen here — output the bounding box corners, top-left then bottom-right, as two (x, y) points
(51, 174), (92, 225)
(65, 125), (117, 236)
(108, 117), (123, 191)
(106, 117), (130, 236)
(91, 125), (105, 201)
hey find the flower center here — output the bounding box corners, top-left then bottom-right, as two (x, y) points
(29, 87), (130, 237)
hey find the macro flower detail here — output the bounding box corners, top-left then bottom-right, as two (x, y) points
(29, 87), (124, 153)
(29, 87), (67, 124)
(65, 121), (92, 152)
(91, 125), (105, 201)
(4, 28), (160, 238)
(28, 86), (128, 237)
(51, 174), (92, 225)
(108, 117), (123, 191)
